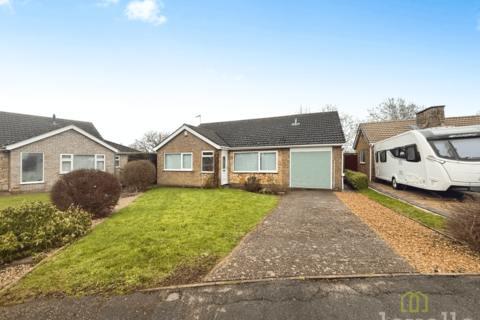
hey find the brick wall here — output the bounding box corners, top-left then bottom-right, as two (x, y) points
(354, 131), (375, 180)
(0, 152), (9, 192)
(332, 146), (343, 190)
(228, 149), (290, 188)
(9, 130), (115, 193)
(114, 154), (129, 179)
(157, 130), (219, 187)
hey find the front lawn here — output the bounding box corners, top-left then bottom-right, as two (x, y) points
(0, 193), (50, 211)
(359, 188), (447, 230)
(1, 188), (279, 304)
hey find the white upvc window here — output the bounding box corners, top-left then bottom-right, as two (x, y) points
(201, 151), (214, 173)
(115, 155), (120, 168)
(60, 154), (106, 173)
(233, 151), (278, 173)
(360, 149), (366, 164)
(164, 152), (193, 171)
(20, 152), (44, 184)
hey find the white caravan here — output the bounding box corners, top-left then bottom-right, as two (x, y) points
(374, 125), (480, 191)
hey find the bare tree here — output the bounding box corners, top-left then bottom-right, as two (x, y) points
(296, 105), (311, 114)
(321, 104), (359, 152)
(367, 98), (423, 122)
(129, 130), (170, 153)
(477, 110), (480, 116)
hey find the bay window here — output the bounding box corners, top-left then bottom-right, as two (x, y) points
(164, 153), (193, 171)
(233, 151), (277, 173)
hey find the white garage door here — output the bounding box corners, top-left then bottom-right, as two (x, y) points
(290, 148), (332, 189)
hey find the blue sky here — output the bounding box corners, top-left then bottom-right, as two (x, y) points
(1, 0), (479, 145)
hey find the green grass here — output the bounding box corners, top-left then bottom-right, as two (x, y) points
(359, 188), (447, 230)
(1, 187), (279, 304)
(0, 193), (50, 211)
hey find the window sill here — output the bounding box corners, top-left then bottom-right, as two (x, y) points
(233, 171), (278, 174)
(359, 162), (366, 165)
(163, 169), (193, 172)
(20, 181), (45, 185)
(201, 171), (214, 173)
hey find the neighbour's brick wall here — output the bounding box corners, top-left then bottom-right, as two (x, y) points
(0, 152), (9, 192)
(354, 131), (375, 180)
(332, 146), (343, 190)
(9, 130), (115, 193)
(228, 149), (290, 188)
(157, 130), (219, 187)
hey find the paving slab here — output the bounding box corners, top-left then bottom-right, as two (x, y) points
(205, 190), (415, 281)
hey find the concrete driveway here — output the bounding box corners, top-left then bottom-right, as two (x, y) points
(205, 190), (415, 281)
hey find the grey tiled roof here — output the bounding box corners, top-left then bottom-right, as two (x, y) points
(197, 112), (346, 148)
(0, 111), (103, 149)
(184, 124), (230, 147)
(104, 140), (140, 153)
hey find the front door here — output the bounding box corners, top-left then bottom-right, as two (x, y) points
(221, 150), (229, 185)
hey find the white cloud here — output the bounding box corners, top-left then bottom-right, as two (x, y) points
(125, 0), (166, 26)
(236, 75), (247, 81)
(97, 0), (119, 7)
(0, 0), (11, 6)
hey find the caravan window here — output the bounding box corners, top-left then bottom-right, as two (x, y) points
(380, 151), (387, 162)
(405, 145), (420, 162)
(375, 152), (378, 163)
(449, 138), (480, 160)
(430, 141), (455, 159)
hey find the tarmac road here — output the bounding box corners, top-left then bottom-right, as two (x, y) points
(1, 275), (479, 320)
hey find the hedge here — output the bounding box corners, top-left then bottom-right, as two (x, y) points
(344, 169), (368, 190)
(0, 202), (91, 263)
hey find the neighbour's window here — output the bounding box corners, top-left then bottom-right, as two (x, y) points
(115, 156), (120, 168)
(60, 154), (106, 173)
(21, 152), (44, 184)
(233, 151), (277, 172)
(164, 153), (193, 171)
(359, 150), (366, 164)
(380, 151), (387, 162)
(202, 151), (214, 172)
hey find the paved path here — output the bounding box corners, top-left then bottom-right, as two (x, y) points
(2, 276), (479, 319)
(205, 190), (415, 281)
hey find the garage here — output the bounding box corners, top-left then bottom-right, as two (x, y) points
(290, 148), (332, 189)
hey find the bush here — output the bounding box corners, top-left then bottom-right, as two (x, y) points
(244, 176), (261, 193)
(51, 169), (122, 219)
(120, 160), (156, 192)
(202, 175), (217, 189)
(0, 202), (91, 263)
(447, 196), (480, 253)
(267, 176), (281, 195)
(344, 169), (368, 190)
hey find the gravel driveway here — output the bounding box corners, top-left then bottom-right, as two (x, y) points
(205, 190), (415, 281)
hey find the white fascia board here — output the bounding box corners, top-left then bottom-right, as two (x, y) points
(227, 143), (344, 151)
(153, 125), (223, 151)
(5, 125), (118, 152)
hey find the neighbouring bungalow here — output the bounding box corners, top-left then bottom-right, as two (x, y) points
(353, 105), (480, 181)
(154, 112), (346, 190)
(0, 111), (139, 194)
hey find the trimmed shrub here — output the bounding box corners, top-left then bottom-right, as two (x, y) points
(447, 196), (480, 253)
(120, 160), (156, 192)
(244, 176), (261, 193)
(51, 169), (122, 219)
(344, 169), (368, 190)
(0, 202), (91, 263)
(267, 176), (281, 195)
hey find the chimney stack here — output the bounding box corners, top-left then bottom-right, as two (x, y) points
(416, 106), (445, 129)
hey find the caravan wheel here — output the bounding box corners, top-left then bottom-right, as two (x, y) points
(392, 177), (402, 190)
